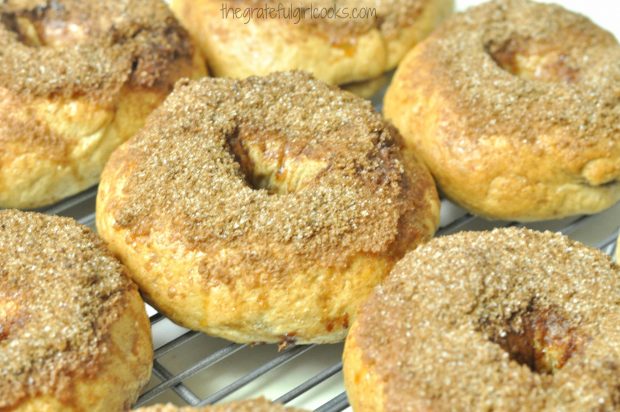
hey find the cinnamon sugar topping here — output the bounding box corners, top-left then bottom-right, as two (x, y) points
(414, 0), (620, 144)
(0, 0), (195, 99)
(0, 210), (133, 407)
(354, 228), (620, 411)
(107, 71), (437, 281)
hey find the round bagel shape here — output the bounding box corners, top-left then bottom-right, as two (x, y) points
(170, 0), (453, 89)
(0, 210), (152, 411)
(343, 227), (620, 412)
(384, 0), (620, 221)
(96, 71), (440, 344)
(0, 0), (206, 209)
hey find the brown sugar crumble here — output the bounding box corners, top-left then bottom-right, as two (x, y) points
(354, 227), (620, 411)
(0, 210), (133, 407)
(411, 0), (620, 145)
(107, 71), (437, 283)
(0, 0), (195, 100)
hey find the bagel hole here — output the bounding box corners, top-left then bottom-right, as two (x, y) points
(226, 130), (328, 195)
(1, 14), (45, 46)
(226, 132), (287, 195)
(1, 7), (87, 48)
(487, 305), (580, 374)
(486, 38), (579, 83)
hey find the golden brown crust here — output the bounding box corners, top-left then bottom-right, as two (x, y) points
(384, 0), (620, 221)
(97, 72), (439, 343)
(0, 87), (172, 209)
(0, 0), (198, 98)
(344, 227), (620, 411)
(342, 329), (386, 412)
(136, 399), (306, 412)
(340, 73), (390, 99)
(0, 0), (207, 209)
(0, 210), (152, 411)
(171, 0), (453, 86)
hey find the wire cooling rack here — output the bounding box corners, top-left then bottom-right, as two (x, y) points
(37, 83), (619, 411)
(23, 0), (616, 409)
(40, 179), (619, 412)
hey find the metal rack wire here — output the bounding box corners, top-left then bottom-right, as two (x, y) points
(40, 184), (619, 412)
(34, 65), (618, 412)
(22, 0), (618, 407)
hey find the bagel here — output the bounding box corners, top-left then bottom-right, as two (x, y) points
(0, 210), (152, 411)
(170, 0), (452, 95)
(136, 399), (305, 411)
(341, 73), (391, 99)
(0, 0), (206, 209)
(96, 71), (440, 344)
(384, 0), (620, 220)
(344, 227), (620, 411)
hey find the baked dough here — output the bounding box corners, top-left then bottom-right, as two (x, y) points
(0, 0), (206, 209)
(170, 0), (452, 93)
(0, 210), (152, 411)
(384, 0), (620, 220)
(341, 74), (390, 99)
(344, 227), (620, 411)
(97, 71), (439, 344)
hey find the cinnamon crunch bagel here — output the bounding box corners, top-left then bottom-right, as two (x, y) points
(384, 0), (620, 220)
(0, 210), (152, 411)
(96, 71), (439, 344)
(344, 227), (620, 411)
(0, 0), (206, 209)
(170, 0), (452, 93)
